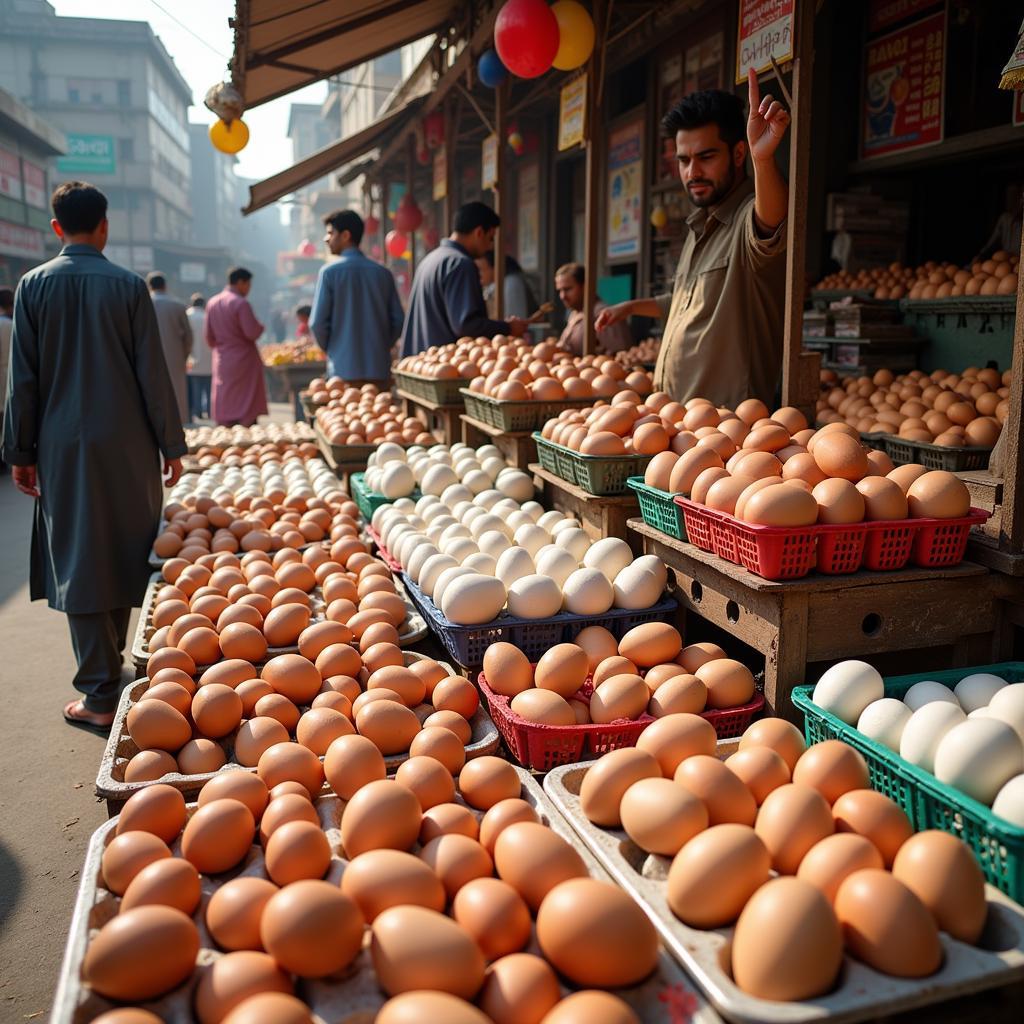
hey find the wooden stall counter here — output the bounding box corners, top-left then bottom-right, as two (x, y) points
(397, 388), (462, 446)
(461, 414), (537, 471)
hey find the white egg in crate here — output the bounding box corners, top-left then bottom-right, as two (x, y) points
(899, 701), (966, 773)
(562, 567), (615, 615)
(988, 684), (1024, 742)
(934, 717), (1024, 805)
(508, 574), (563, 619)
(420, 554), (458, 598)
(584, 537), (633, 582)
(954, 673), (1008, 714)
(856, 698), (913, 752)
(810, 660), (884, 725)
(496, 547), (537, 588)
(993, 775), (1024, 826)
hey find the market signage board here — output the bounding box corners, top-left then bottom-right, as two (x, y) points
(432, 144), (447, 201)
(558, 74), (586, 151)
(735, 0), (794, 83)
(481, 134), (497, 190)
(862, 10), (945, 159)
(0, 147), (23, 201)
(22, 160), (47, 208)
(57, 134), (116, 175)
(867, 0), (944, 34)
(0, 218), (44, 259)
(606, 118), (643, 262)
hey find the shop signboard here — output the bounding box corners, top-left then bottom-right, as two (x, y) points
(57, 134), (116, 175)
(180, 262), (206, 284)
(868, 0), (943, 35)
(862, 10), (945, 159)
(481, 134), (497, 190)
(22, 160), (47, 208)
(0, 219), (44, 259)
(558, 74), (586, 151)
(518, 160), (540, 272)
(606, 118), (644, 262)
(0, 147), (23, 201)
(686, 32), (724, 95)
(736, 0), (794, 83)
(432, 144), (447, 201)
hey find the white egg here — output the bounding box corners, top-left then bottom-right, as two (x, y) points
(629, 554), (668, 591)
(451, 501), (475, 521)
(934, 718), (1024, 805)
(428, 445), (452, 463)
(954, 673), (1007, 714)
(856, 698), (912, 752)
(992, 774), (1024, 827)
(968, 708), (991, 719)
(469, 513), (508, 541)
(555, 527), (591, 562)
(462, 469), (492, 495)
(420, 503), (451, 524)
(397, 532), (429, 567)
(461, 505), (487, 527)
(496, 546), (536, 588)
(537, 510), (567, 533)
(441, 483), (474, 507)
(406, 543), (440, 583)
(550, 518), (582, 536)
(462, 552), (497, 576)
(514, 524), (552, 558)
(443, 537), (480, 563)
(439, 523), (471, 544)
(474, 489), (504, 510)
(421, 464), (459, 496)
(506, 510), (536, 533)
(405, 515), (427, 532)
(419, 553), (459, 599)
(415, 495), (441, 517)
(534, 545), (579, 589)
(429, 514), (457, 534)
(812, 660), (884, 726)
(520, 500), (545, 523)
(441, 573), (507, 625)
(371, 505), (394, 532)
(432, 565), (477, 607)
(562, 567), (615, 615)
(583, 537), (634, 583)
(476, 445), (502, 462)
(987, 684), (1024, 743)
(380, 462), (416, 499)
(450, 443), (471, 456)
(392, 497), (416, 513)
(481, 456), (506, 481)
(507, 574), (563, 619)
(479, 530), (512, 560)
(611, 562), (663, 610)
(365, 467), (383, 492)
(496, 470), (534, 503)
(492, 498), (521, 518)
(375, 441), (407, 465)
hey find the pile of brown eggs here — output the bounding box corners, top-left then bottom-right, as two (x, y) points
(313, 384), (435, 448)
(190, 442), (322, 470)
(613, 337), (660, 367)
(186, 423), (316, 450)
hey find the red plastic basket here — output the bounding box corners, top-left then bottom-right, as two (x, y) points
(709, 515), (741, 564)
(815, 523), (868, 575)
(862, 521), (916, 571)
(911, 508), (990, 568)
(679, 501), (716, 552)
(365, 524), (404, 574)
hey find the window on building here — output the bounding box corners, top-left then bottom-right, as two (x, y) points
(119, 138), (135, 163)
(68, 88), (80, 103)
(118, 80), (131, 105)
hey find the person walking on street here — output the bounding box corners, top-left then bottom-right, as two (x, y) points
(147, 271), (191, 425)
(0, 285), (12, 473)
(186, 293), (212, 420)
(400, 202), (529, 357)
(205, 266), (268, 427)
(310, 210), (404, 386)
(2, 182), (186, 730)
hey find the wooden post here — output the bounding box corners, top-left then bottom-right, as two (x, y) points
(494, 78), (507, 321)
(443, 95), (455, 233)
(406, 135), (417, 280)
(582, 0), (607, 357)
(998, 226), (1024, 553)
(780, 0), (817, 417)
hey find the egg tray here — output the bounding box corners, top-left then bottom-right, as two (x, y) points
(460, 389), (597, 433)
(675, 498), (990, 580)
(543, 761), (1024, 1024)
(881, 434), (994, 473)
(58, 768), (716, 1024)
(533, 434), (654, 496)
(627, 477), (687, 541)
(393, 370), (469, 407)
(95, 653), (499, 811)
(402, 574), (679, 670)
(792, 662), (1024, 902)
(349, 472), (423, 522)
(364, 523), (404, 575)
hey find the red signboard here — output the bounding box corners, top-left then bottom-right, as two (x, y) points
(736, 0), (795, 83)
(867, 0), (943, 35)
(0, 147), (23, 201)
(22, 160), (47, 209)
(0, 219), (45, 259)
(862, 11), (945, 159)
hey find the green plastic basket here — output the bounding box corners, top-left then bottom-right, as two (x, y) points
(627, 477), (686, 540)
(882, 433), (994, 471)
(349, 472), (421, 522)
(792, 662), (1024, 900)
(462, 390), (595, 433)
(393, 371), (467, 407)
(532, 434), (652, 495)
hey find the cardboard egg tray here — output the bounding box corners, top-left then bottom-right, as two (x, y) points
(96, 652), (499, 812)
(56, 767), (720, 1024)
(543, 762), (1024, 1024)
(131, 573), (426, 672)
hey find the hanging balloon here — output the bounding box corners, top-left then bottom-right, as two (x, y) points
(416, 146), (431, 166)
(394, 195), (424, 233)
(478, 49), (508, 88)
(209, 117), (249, 154)
(423, 110), (445, 149)
(423, 226), (440, 250)
(494, 0), (560, 79)
(401, 249), (412, 261)
(370, 243), (383, 259)
(650, 205), (668, 230)
(551, 0), (596, 71)
(364, 214), (380, 236)
(507, 130), (525, 156)
(386, 230), (408, 259)
(298, 240), (317, 257)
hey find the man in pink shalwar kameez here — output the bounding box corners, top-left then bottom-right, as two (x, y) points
(205, 266), (268, 426)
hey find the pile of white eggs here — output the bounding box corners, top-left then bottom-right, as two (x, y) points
(812, 661), (1024, 825)
(169, 457), (344, 508)
(185, 421), (316, 448)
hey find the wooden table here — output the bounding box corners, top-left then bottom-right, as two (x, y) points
(397, 388), (462, 445)
(531, 463), (642, 553)
(628, 518), (1001, 720)
(461, 414), (537, 471)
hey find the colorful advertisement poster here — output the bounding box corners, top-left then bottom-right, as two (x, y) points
(518, 160), (540, 272)
(862, 10), (945, 159)
(56, 133), (116, 175)
(558, 74), (586, 151)
(606, 119), (644, 262)
(0, 147), (23, 201)
(481, 134), (497, 190)
(432, 144), (447, 201)
(22, 160), (47, 208)
(868, 0), (943, 35)
(736, 0), (794, 83)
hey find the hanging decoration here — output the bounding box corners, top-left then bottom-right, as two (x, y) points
(416, 145), (431, 166)
(478, 49), (508, 88)
(364, 214), (380, 236)
(370, 242), (383, 259)
(650, 205), (668, 231)
(494, 0), (560, 79)
(386, 230), (409, 259)
(551, 1), (595, 71)
(394, 194), (424, 233)
(507, 130), (525, 156)
(209, 118), (249, 154)
(423, 110), (446, 150)
(298, 239), (316, 257)
(423, 226), (441, 250)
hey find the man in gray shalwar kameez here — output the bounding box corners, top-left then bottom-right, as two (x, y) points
(147, 271), (191, 426)
(1, 182), (186, 729)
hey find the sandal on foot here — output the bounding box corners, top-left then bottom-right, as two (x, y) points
(63, 699), (114, 735)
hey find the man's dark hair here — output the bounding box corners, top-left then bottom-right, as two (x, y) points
(146, 272), (167, 290)
(323, 209), (364, 245)
(0, 286), (13, 313)
(453, 201), (500, 235)
(51, 181), (108, 235)
(480, 251), (524, 275)
(189, 293), (205, 307)
(555, 262), (585, 285)
(295, 304), (312, 319)
(662, 89), (746, 149)
(228, 266), (253, 285)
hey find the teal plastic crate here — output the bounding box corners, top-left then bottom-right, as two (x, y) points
(349, 472), (421, 522)
(532, 433), (652, 495)
(792, 662), (1024, 900)
(627, 476), (686, 540)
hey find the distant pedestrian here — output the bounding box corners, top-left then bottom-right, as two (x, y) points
(205, 266), (267, 427)
(295, 303), (312, 340)
(475, 251), (537, 320)
(2, 181), (185, 730)
(0, 285), (13, 473)
(310, 210), (404, 385)
(186, 293), (212, 419)
(147, 271), (191, 425)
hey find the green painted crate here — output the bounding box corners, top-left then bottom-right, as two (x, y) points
(792, 662), (1024, 900)
(533, 434), (652, 495)
(349, 472), (421, 522)
(462, 390), (595, 433)
(627, 476), (686, 540)
(393, 371), (466, 407)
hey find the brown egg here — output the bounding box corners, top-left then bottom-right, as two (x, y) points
(540, 991), (639, 1024)
(260, 879), (365, 977)
(148, 667), (197, 694)
(648, 674), (706, 716)
(360, 641), (403, 675)
(147, 645), (196, 679)
(474, 799), (538, 856)
(396, 755), (457, 810)
(83, 906), (200, 1001)
(262, 604), (311, 647)
(124, 749), (179, 782)
(644, 450), (679, 491)
(368, 666), (426, 708)
(219, 623), (269, 663)
(261, 654), (322, 705)
(198, 771), (269, 822)
(192, 683), (244, 739)
(295, 707), (354, 755)
(234, 717), (290, 767)
(797, 832), (884, 904)
(619, 776), (707, 855)
(420, 803), (480, 846)
(407, 658), (451, 700)
(592, 656), (639, 685)
(264, 819), (331, 885)
(534, 644), (590, 699)
(101, 831), (172, 894)
(739, 717), (806, 772)
(116, 784), (187, 844)
(459, 756), (520, 810)
(182, 799), (255, 873)
(536, 878), (658, 988)
(177, 738), (227, 775)
(356, 700), (421, 755)
(906, 470), (971, 518)
(93, 1007), (165, 1023)
(792, 740), (870, 804)
(482, 642), (534, 696)
(695, 658), (756, 709)
(324, 733), (386, 800)
(193, 950), (293, 1024)
(675, 754), (757, 826)
(200, 659), (257, 689)
(690, 466), (731, 504)
(179, 626), (222, 666)
(677, 641), (726, 673)
(812, 433), (869, 481)
(725, 746), (791, 804)
(478, 953), (561, 1024)
(374, 992), (488, 1024)
(408, 726), (466, 774)
(494, 821), (588, 911)
(755, 783), (835, 874)
(126, 700), (191, 752)
(731, 877), (843, 1001)
(257, 742), (324, 797)
(142, 681), (194, 718)
(258, 793), (319, 846)
(832, 789), (912, 866)
(341, 848), (446, 923)
(451, 876), (532, 962)
(668, 446), (725, 495)
(835, 869), (942, 976)
(887, 462), (929, 494)
(590, 674), (648, 723)
(635, 712), (717, 778)
(341, 778), (421, 857)
(618, 622), (682, 667)
(855, 476), (908, 520)
(419, 833), (494, 900)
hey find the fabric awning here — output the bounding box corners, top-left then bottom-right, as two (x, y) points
(231, 0), (458, 109)
(241, 99), (423, 214)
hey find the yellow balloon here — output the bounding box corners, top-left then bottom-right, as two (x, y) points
(401, 249), (412, 260)
(209, 118), (250, 154)
(552, 0), (595, 71)
(650, 205), (668, 229)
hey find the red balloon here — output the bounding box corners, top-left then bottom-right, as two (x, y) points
(364, 215), (380, 235)
(423, 227), (440, 250)
(495, 0), (560, 79)
(394, 195), (424, 233)
(386, 230), (408, 259)
(298, 240), (316, 257)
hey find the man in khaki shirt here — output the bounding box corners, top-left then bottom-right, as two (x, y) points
(597, 71), (790, 408)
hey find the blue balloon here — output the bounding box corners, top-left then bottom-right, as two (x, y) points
(478, 49), (508, 88)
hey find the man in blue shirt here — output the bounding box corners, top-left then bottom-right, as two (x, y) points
(310, 209), (404, 384)
(400, 201), (528, 357)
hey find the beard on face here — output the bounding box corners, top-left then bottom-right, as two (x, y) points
(685, 161), (737, 208)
